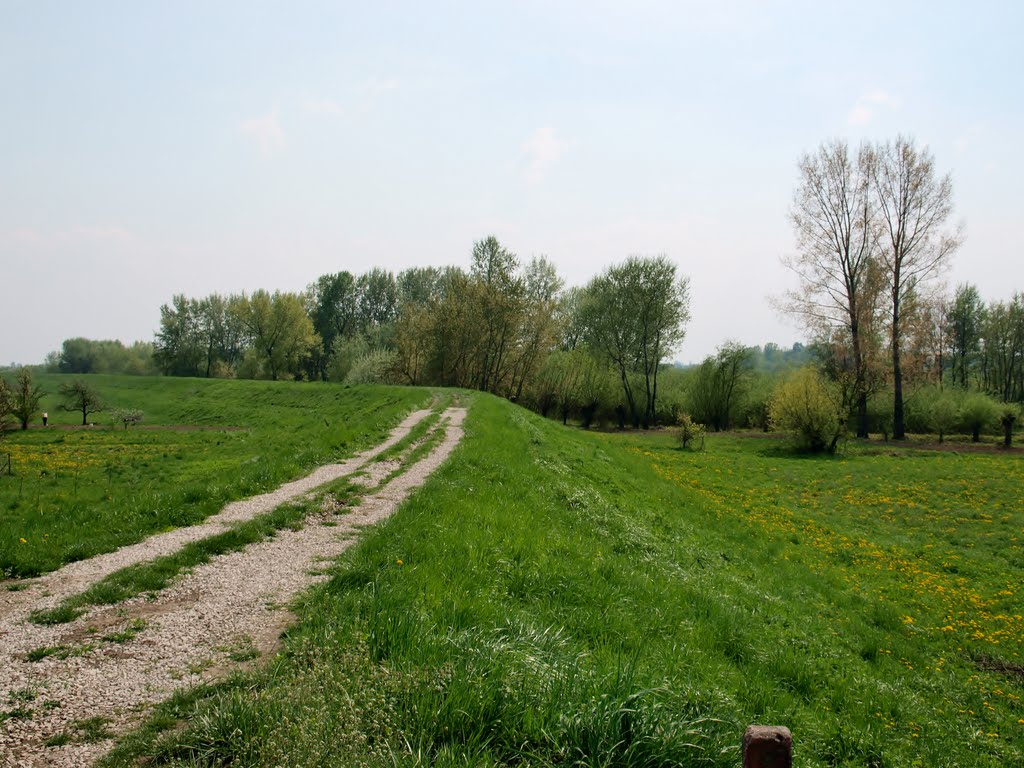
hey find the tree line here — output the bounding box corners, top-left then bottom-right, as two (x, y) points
(37, 134), (1019, 443)
(146, 238), (691, 429)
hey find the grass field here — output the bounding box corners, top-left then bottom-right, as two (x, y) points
(0, 375), (429, 577)
(94, 391), (1023, 767)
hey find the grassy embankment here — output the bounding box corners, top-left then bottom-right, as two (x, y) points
(0, 374), (429, 578)
(100, 393), (1023, 767)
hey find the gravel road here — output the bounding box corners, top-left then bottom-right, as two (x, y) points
(0, 407), (465, 767)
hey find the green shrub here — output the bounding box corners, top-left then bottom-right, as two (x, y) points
(675, 412), (705, 450)
(928, 391), (960, 442)
(344, 349), (398, 386)
(769, 367), (845, 453)
(866, 390), (897, 440)
(959, 393), (1000, 442)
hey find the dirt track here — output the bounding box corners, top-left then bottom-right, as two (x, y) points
(0, 407), (466, 767)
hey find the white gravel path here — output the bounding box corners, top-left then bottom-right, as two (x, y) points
(0, 407), (465, 767)
(0, 408), (432, 619)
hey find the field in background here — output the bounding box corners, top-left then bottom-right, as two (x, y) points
(0, 375), (429, 577)
(100, 393), (1023, 767)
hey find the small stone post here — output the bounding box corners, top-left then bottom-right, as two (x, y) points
(742, 725), (792, 768)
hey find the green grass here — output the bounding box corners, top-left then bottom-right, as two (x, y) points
(29, 398), (454, 623)
(95, 395), (1024, 767)
(45, 715), (115, 746)
(0, 375), (429, 577)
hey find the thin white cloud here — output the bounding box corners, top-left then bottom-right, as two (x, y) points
(847, 88), (901, 126)
(522, 127), (571, 184)
(240, 108), (286, 153)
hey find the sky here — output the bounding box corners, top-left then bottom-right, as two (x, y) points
(2, 1), (1022, 366)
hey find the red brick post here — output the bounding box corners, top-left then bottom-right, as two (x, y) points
(742, 725), (792, 768)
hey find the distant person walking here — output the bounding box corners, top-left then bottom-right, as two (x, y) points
(42, 412), (48, 427)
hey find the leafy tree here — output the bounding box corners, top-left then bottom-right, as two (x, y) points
(57, 337), (157, 376)
(0, 377), (13, 435)
(980, 294), (1024, 402)
(947, 284), (985, 388)
(356, 268), (399, 330)
(60, 380), (104, 425)
(509, 256), (564, 401)
(154, 295), (204, 376)
(308, 271), (360, 377)
(397, 266), (443, 307)
(869, 136), (962, 438)
(11, 368), (44, 430)
(769, 367), (845, 453)
(959, 393), (999, 443)
(580, 255), (690, 427)
(470, 236), (526, 395)
(925, 388), (959, 443)
(232, 290), (319, 380)
(686, 342), (753, 431)
(784, 139), (882, 438)
(392, 302), (434, 386)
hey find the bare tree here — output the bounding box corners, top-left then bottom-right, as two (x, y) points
(869, 137), (962, 439)
(783, 140), (881, 438)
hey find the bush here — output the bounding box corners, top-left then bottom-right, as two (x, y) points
(344, 348), (398, 386)
(769, 367), (845, 453)
(111, 408), (144, 430)
(927, 391), (960, 443)
(866, 392), (894, 441)
(959, 393), (1000, 442)
(676, 413), (705, 450)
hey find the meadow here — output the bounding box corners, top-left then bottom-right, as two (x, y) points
(0, 374), (428, 577)
(93, 391), (1022, 767)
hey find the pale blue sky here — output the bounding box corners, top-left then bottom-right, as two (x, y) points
(2, 1), (1021, 365)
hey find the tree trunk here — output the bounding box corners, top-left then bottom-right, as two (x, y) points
(892, 291), (906, 440)
(851, 321), (869, 439)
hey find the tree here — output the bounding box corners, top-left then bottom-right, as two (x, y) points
(870, 136), (962, 439)
(469, 236), (525, 395)
(232, 290), (318, 380)
(308, 272), (360, 380)
(580, 255), (690, 427)
(60, 380), (104, 425)
(769, 367), (845, 453)
(687, 342), (754, 431)
(926, 389), (959, 443)
(959, 393), (999, 443)
(947, 284), (985, 388)
(11, 368), (44, 430)
(980, 294), (1024, 402)
(999, 405), (1019, 448)
(509, 256), (564, 401)
(155, 295), (204, 376)
(0, 377), (13, 435)
(356, 268), (399, 331)
(784, 139), (881, 438)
